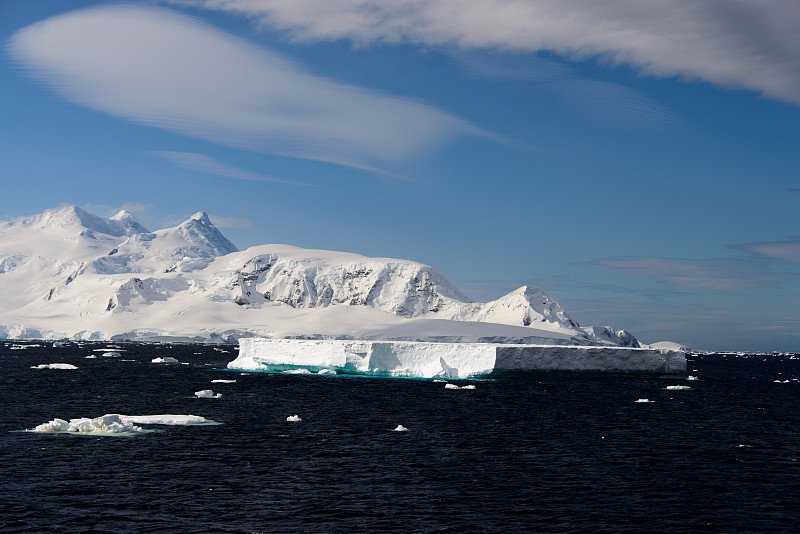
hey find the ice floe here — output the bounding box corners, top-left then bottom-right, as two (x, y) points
(634, 398), (654, 403)
(687, 375), (699, 381)
(665, 385), (692, 390)
(444, 383), (476, 390)
(211, 379), (237, 383)
(194, 389), (221, 398)
(27, 413), (221, 435)
(152, 357), (180, 364)
(123, 414), (220, 426)
(31, 363), (77, 370)
(286, 415), (302, 422)
(392, 425), (409, 432)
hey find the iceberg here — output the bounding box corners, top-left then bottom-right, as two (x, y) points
(229, 338), (686, 378)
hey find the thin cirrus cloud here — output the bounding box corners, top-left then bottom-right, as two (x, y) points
(153, 151), (311, 187)
(583, 256), (790, 293)
(453, 52), (676, 130)
(171, 0), (800, 107)
(7, 5), (478, 174)
(734, 237), (800, 264)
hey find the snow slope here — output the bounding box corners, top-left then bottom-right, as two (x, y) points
(0, 206), (656, 346)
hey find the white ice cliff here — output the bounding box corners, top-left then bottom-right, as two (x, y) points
(229, 338), (687, 377)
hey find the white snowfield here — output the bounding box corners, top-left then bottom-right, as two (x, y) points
(0, 206), (683, 351)
(229, 338), (687, 378)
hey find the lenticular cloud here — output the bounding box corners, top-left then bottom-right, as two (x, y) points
(170, 0), (800, 107)
(7, 5), (475, 172)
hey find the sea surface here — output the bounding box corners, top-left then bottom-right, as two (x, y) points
(1, 341), (799, 533)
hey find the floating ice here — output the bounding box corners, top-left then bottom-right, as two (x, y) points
(635, 398), (654, 403)
(124, 414), (221, 426)
(392, 425), (409, 431)
(31, 363), (77, 370)
(444, 383), (475, 390)
(283, 369), (312, 375)
(152, 357), (180, 364)
(27, 413), (221, 435)
(318, 369), (335, 375)
(286, 415), (302, 422)
(231, 338), (687, 378)
(101, 351), (122, 358)
(665, 385), (692, 390)
(774, 379), (790, 383)
(211, 379), (237, 383)
(194, 389), (221, 398)
(687, 375), (699, 381)
(31, 414), (145, 436)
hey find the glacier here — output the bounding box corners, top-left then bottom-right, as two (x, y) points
(229, 338), (687, 378)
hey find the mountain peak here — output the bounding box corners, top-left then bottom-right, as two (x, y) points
(189, 211), (210, 223)
(27, 205), (148, 237)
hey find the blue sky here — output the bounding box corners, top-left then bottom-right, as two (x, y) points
(2, 0), (799, 351)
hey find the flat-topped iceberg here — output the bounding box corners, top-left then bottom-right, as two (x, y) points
(228, 338), (686, 378)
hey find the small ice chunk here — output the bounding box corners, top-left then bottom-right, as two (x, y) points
(687, 375), (699, 381)
(392, 425), (409, 432)
(211, 379), (237, 383)
(283, 369), (311, 374)
(635, 398), (654, 403)
(286, 415), (302, 422)
(444, 383), (475, 390)
(194, 389), (222, 399)
(85, 355), (97, 359)
(101, 351), (122, 358)
(31, 363), (77, 370)
(318, 369), (334, 375)
(152, 357), (180, 364)
(665, 385), (692, 390)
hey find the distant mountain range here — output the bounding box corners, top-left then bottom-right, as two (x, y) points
(0, 206), (662, 346)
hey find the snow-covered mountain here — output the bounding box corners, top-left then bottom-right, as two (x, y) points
(0, 206), (645, 345)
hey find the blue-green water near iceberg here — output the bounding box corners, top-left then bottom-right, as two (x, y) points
(1, 341), (799, 533)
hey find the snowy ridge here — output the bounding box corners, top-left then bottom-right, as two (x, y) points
(0, 206), (663, 346)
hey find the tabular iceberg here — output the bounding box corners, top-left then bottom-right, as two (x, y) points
(228, 338), (686, 378)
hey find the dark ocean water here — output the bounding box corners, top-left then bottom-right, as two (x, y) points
(1, 341), (799, 534)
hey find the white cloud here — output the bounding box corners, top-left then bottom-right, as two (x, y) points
(170, 0), (800, 107)
(153, 151), (310, 186)
(8, 5), (477, 173)
(735, 236), (800, 264)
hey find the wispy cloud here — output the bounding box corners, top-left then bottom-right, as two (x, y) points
(170, 0), (800, 107)
(209, 215), (253, 228)
(734, 236), (800, 264)
(153, 151), (310, 186)
(120, 202), (153, 214)
(8, 5), (478, 174)
(582, 256), (796, 292)
(453, 52), (676, 130)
